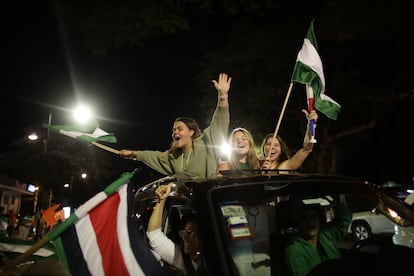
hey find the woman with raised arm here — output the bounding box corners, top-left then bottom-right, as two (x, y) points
(261, 109), (318, 171)
(120, 73), (232, 178)
(147, 183), (206, 275)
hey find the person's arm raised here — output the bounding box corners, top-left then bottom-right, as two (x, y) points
(148, 183), (172, 232)
(278, 110), (318, 170)
(302, 109), (318, 153)
(212, 73), (231, 108)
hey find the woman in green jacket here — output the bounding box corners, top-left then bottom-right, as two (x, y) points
(119, 73), (231, 179)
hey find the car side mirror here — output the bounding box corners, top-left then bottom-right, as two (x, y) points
(377, 193), (414, 227)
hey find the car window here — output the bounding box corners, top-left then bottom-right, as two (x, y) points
(345, 192), (377, 212)
(205, 179), (380, 276)
(212, 185), (273, 276)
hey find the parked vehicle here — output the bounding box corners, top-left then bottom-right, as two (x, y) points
(134, 171), (414, 275)
(393, 193), (414, 248)
(349, 209), (395, 241)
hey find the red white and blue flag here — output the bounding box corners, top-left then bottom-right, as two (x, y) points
(49, 171), (165, 276)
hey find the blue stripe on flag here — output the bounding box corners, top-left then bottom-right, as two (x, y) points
(126, 183), (165, 275)
(60, 225), (91, 276)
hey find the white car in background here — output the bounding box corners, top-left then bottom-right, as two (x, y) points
(349, 208), (396, 241)
(393, 193), (414, 248)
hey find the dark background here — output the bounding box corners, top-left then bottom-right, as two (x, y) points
(1, 0), (413, 208)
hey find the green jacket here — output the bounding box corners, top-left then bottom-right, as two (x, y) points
(135, 106), (229, 178)
(284, 203), (352, 276)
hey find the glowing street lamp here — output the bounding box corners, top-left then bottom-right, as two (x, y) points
(27, 133), (39, 141)
(73, 105), (93, 123)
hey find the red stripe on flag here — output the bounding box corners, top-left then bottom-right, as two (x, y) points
(308, 98), (314, 112)
(89, 192), (129, 276)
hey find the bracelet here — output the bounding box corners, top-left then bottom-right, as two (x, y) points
(219, 94), (228, 100)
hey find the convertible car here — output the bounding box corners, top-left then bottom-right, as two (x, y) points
(134, 171), (414, 276)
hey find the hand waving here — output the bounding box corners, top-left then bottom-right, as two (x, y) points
(212, 73), (232, 96)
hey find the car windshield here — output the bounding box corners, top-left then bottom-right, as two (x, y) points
(206, 179), (360, 275)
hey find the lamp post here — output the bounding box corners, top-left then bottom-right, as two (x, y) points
(27, 106), (93, 210)
(44, 112), (52, 154)
(32, 186), (39, 214)
(26, 111), (53, 211)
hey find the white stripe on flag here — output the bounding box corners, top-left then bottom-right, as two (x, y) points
(75, 191), (108, 219)
(60, 130), (81, 139)
(306, 84), (314, 99)
(297, 38), (325, 92)
(60, 128), (110, 140)
(0, 242), (55, 257)
(297, 39), (340, 107)
(91, 127), (110, 137)
(117, 184), (146, 275)
(76, 215), (105, 276)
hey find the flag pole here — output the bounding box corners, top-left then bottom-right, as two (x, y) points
(92, 142), (120, 155)
(272, 82), (294, 140)
(263, 82), (294, 168)
(2, 236), (50, 274)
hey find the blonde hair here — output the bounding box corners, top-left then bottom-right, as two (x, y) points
(229, 128), (261, 170)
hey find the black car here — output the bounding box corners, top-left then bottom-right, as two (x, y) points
(134, 171), (414, 276)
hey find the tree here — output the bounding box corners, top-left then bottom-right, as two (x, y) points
(55, 0), (414, 183)
(0, 130), (117, 209)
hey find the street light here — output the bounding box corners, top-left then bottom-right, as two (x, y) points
(27, 105), (93, 211)
(73, 105), (93, 122)
(62, 180), (72, 218)
(27, 133), (39, 141)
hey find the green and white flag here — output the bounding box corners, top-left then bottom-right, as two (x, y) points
(291, 20), (341, 120)
(0, 235), (56, 261)
(43, 119), (117, 143)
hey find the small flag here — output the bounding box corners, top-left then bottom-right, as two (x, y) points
(291, 20), (341, 120)
(48, 171), (165, 276)
(43, 119), (117, 143)
(41, 204), (65, 230)
(0, 235), (56, 261)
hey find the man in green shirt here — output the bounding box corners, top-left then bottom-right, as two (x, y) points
(284, 201), (352, 276)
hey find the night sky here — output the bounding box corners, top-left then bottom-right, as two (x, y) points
(3, 2), (203, 150)
(2, 0), (414, 202)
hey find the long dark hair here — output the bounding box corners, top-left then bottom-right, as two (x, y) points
(169, 117), (202, 155)
(261, 133), (290, 164)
